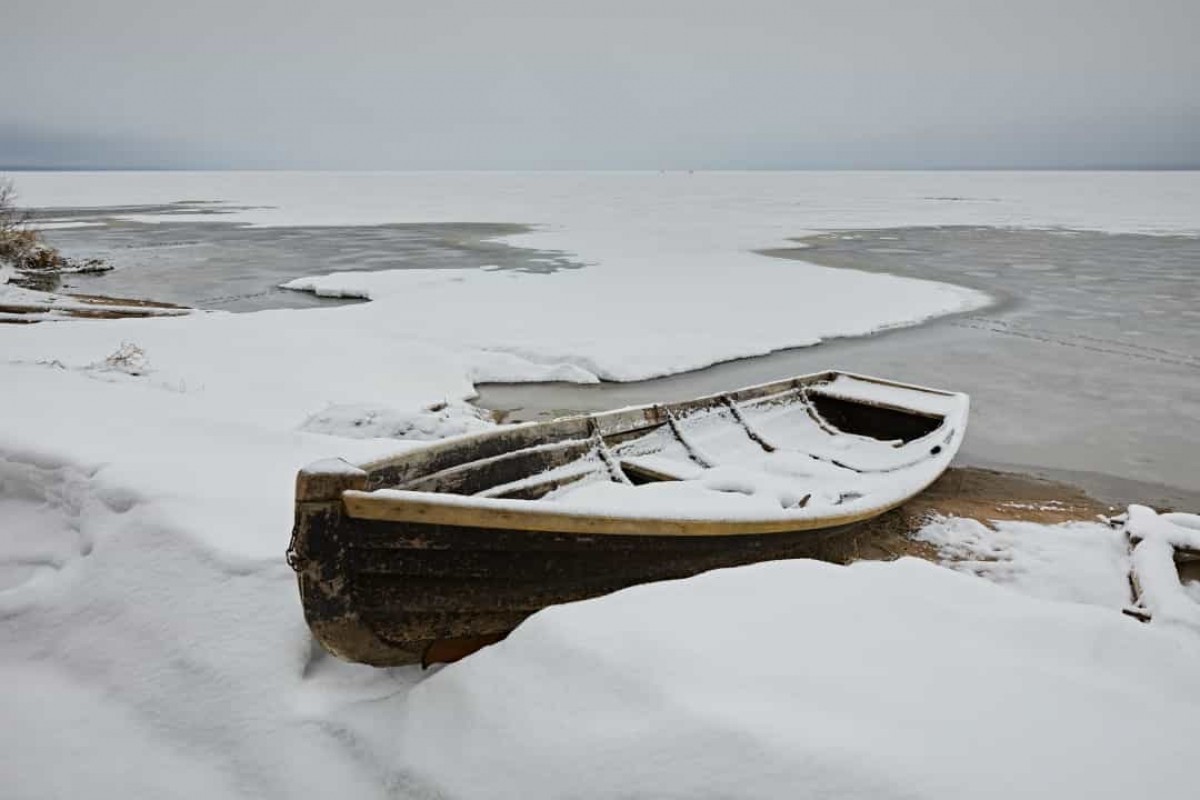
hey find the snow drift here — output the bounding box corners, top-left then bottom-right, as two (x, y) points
(395, 557), (1200, 800)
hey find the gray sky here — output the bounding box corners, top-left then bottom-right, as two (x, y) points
(3, 0), (1198, 169)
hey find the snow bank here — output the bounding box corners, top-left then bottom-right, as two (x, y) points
(277, 257), (983, 382)
(0, 307), (487, 560)
(0, 448), (413, 800)
(395, 558), (1200, 800)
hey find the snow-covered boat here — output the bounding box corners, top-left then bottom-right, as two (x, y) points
(288, 371), (969, 667)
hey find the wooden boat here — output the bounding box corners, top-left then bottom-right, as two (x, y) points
(288, 371), (968, 667)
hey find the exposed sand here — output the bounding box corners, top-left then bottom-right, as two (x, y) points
(839, 467), (1119, 563)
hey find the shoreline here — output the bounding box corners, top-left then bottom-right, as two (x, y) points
(16, 216), (1197, 510)
(474, 226), (1200, 507)
(836, 466), (1120, 564)
(31, 207), (584, 312)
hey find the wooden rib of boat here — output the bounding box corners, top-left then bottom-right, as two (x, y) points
(288, 370), (969, 667)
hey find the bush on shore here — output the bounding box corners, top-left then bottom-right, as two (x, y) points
(1, 180), (109, 290)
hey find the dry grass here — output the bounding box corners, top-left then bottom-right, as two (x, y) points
(0, 180), (34, 265)
(1, 180), (110, 287)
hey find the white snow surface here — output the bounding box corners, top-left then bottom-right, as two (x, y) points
(915, 514), (1131, 609)
(1126, 504), (1200, 629)
(395, 558), (1200, 800)
(300, 400), (494, 441)
(277, 263), (982, 382)
(3, 171), (1200, 798)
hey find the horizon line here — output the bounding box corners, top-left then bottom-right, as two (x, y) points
(4, 165), (1200, 174)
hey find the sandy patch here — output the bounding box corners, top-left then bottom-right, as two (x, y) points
(843, 466), (1118, 563)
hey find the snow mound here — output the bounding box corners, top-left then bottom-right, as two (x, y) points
(300, 401), (495, 441)
(1127, 504), (1200, 630)
(0, 446), (407, 800)
(88, 341), (152, 376)
(394, 558), (1200, 800)
(915, 514), (1129, 609)
(279, 263), (987, 383)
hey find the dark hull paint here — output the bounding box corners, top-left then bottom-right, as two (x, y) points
(291, 505), (863, 667)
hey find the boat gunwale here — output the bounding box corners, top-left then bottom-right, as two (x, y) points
(338, 483), (940, 537)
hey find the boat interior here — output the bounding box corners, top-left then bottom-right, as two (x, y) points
(353, 372), (966, 518)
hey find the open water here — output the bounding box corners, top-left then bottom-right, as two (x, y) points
(35, 203), (582, 311)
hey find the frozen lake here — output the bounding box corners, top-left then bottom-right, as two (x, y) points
(479, 227), (1200, 507)
(28, 201), (1200, 507)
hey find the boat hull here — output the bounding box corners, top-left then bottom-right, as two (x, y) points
(291, 506), (863, 667)
(289, 370), (969, 666)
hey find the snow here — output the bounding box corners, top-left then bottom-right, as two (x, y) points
(301, 400), (494, 441)
(549, 469), (827, 516)
(12, 171), (1200, 236)
(276, 258), (984, 383)
(1126, 504), (1200, 629)
(1129, 503), (1200, 551)
(281, 272), (375, 299)
(351, 379), (966, 524)
(916, 514), (1130, 609)
(3, 171), (1200, 798)
(917, 506), (1200, 634)
(394, 558), (1200, 800)
(818, 373), (964, 417)
(0, 663), (244, 797)
(544, 381), (965, 518)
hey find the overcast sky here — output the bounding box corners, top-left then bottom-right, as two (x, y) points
(2, 0), (1197, 169)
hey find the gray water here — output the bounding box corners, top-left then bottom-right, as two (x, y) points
(33, 204), (583, 311)
(478, 228), (1200, 508)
